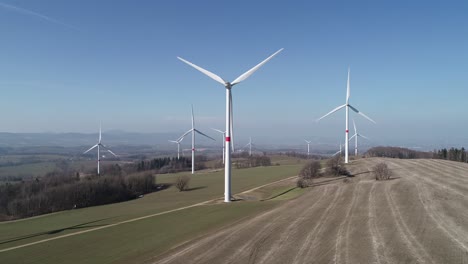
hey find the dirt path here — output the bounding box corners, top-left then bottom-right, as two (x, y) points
(153, 158), (468, 264)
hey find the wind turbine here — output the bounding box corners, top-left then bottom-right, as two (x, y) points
(168, 135), (186, 160)
(83, 123), (117, 176)
(317, 68), (375, 163)
(178, 105), (215, 174)
(304, 140), (311, 156)
(178, 48), (283, 202)
(333, 142), (343, 156)
(349, 119), (369, 156)
(242, 137), (254, 156)
(211, 128), (226, 164)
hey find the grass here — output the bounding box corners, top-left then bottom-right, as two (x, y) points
(0, 201), (279, 264)
(0, 164), (302, 252)
(0, 162), (57, 178)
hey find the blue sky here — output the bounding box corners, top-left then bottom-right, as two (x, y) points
(0, 0), (467, 147)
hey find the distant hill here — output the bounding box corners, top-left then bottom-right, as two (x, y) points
(0, 132), (180, 147)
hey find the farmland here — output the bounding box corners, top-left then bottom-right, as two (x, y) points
(154, 158), (468, 264)
(0, 160), (304, 263)
(2, 157), (468, 263)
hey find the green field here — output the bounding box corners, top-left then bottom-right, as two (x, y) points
(0, 161), (306, 263)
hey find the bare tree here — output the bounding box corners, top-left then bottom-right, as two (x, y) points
(373, 162), (391, 180)
(297, 161), (321, 188)
(175, 176), (190, 192)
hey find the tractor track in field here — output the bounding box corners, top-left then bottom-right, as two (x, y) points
(154, 158), (468, 264)
(0, 176), (298, 254)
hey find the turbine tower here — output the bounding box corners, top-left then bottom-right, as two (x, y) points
(317, 68), (375, 163)
(178, 48), (283, 202)
(211, 128), (226, 164)
(83, 123), (117, 175)
(179, 105), (215, 174)
(304, 139), (311, 156)
(349, 119), (369, 156)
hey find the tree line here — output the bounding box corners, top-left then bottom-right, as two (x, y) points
(0, 169), (156, 221)
(234, 155), (272, 169)
(435, 147), (467, 162)
(365, 146), (433, 159)
(133, 156), (207, 173)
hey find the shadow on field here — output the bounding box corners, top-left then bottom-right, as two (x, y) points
(155, 183), (172, 191)
(184, 186), (207, 192)
(0, 217), (115, 245)
(310, 176), (347, 187)
(353, 170), (371, 176)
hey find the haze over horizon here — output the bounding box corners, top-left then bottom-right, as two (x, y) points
(1, 0), (467, 147)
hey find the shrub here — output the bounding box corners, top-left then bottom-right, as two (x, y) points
(299, 161), (321, 179)
(326, 156), (350, 176)
(373, 162), (391, 180)
(296, 178), (308, 188)
(175, 176), (190, 192)
(297, 161), (322, 188)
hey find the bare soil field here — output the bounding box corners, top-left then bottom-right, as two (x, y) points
(153, 158), (468, 264)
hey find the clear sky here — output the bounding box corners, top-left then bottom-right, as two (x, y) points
(1, 0), (467, 147)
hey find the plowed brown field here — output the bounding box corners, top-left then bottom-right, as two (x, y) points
(154, 158), (468, 264)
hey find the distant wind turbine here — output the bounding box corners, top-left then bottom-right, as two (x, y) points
(83, 123), (117, 175)
(304, 140), (311, 156)
(242, 137), (254, 156)
(211, 128), (226, 164)
(168, 136), (186, 160)
(178, 105), (215, 174)
(317, 68), (376, 163)
(178, 48), (283, 202)
(349, 119), (369, 156)
(333, 142), (343, 156)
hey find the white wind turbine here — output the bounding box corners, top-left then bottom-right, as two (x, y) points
(333, 142), (343, 156)
(178, 48), (283, 202)
(242, 137), (254, 156)
(211, 128), (226, 164)
(304, 140), (311, 156)
(168, 135), (186, 160)
(349, 119), (369, 156)
(83, 123), (117, 175)
(317, 68), (375, 163)
(178, 105), (215, 174)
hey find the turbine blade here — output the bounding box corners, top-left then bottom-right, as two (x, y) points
(191, 104), (195, 129)
(178, 129), (192, 141)
(230, 92), (234, 151)
(168, 140), (178, 143)
(83, 144), (98, 154)
(353, 118), (357, 134)
(304, 139), (311, 144)
(211, 128), (225, 134)
(346, 67), (350, 103)
(101, 144), (118, 157)
(316, 104), (346, 122)
(333, 150), (341, 156)
(107, 149), (118, 157)
(359, 134), (370, 140)
(177, 57), (226, 85)
(348, 105), (376, 124)
(231, 48), (284, 85)
(349, 134), (356, 141)
(194, 129), (216, 141)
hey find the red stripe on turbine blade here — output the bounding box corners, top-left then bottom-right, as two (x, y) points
(346, 130), (349, 133)
(192, 148), (195, 151)
(226, 137), (231, 142)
